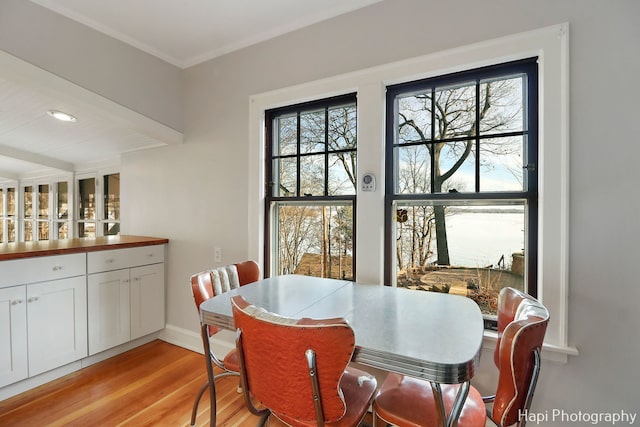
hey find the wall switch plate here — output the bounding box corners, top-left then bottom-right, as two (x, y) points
(214, 247), (222, 262)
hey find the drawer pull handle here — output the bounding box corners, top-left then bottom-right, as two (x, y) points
(27, 297), (39, 303)
(52, 266), (63, 271)
(107, 259), (115, 263)
(147, 253), (154, 257)
(11, 299), (23, 305)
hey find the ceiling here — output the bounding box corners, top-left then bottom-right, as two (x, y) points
(0, 0), (381, 182)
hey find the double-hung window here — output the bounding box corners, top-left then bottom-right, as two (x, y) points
(385, 58), (538, 323)
(265, 94), (357, 279)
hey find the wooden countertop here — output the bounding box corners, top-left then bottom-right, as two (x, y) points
(0, 235), (169, 261)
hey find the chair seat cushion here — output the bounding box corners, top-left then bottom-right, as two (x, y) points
(374, 373), (486, 427)
(222, 348), (240, 373)
(275, 367), (377, 427)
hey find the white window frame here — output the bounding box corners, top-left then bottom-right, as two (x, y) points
(248, 23), (575, 362)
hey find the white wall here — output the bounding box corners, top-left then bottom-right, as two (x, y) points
(4, 0), (640, 422)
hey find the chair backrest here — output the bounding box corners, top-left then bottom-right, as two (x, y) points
(190, 260), (259, 334)
(231, 295), (355, 424)
(492, 287), (550, 426)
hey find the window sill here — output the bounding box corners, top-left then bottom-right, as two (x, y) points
(483, 330), (578, 364)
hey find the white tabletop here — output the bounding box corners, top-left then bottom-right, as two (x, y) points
(200, 274), (484, 384)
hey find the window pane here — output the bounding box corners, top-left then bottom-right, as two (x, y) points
(479, 76), (524, 134)
(274, 158), (297, 197)
(328, 153), (356, 196)
(0, 189), (3, 215)
(7, 219), (15, 242)
(78, 221), (95, 238)
(24, 221), (33, 241)
(300, 110), (325, 154)
(275, 115), (297, 156)
(57, 182), (69, 219)
(38, 184), (49, 219)
(395, 145), (431, 194)
(103, 222), (120, 236)
(104, 173), (120, 221)
(78, 178), (95, 220)
(397, 92), (432, 144)
(394, 203), (525, 316)
(437, 140), (475, 193)
(24, 186), (33, 219)
(274, 203), (353, 280)
(7, 188), (15, 216)
(38, 221), (49, 241)
(434, 83), (476, 139)
(480, 136), (523, 191)
(56, 221), (69, 239)
(300, 155), (324, 196)
(328, 105), (357, 151)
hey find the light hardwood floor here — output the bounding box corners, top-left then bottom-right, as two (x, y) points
(0, 340), (284, 427)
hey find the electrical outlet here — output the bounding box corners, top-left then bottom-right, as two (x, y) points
(214, 247), (222, 262)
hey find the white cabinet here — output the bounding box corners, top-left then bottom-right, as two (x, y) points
(130, 263), (165, 340)
(87, 269), (131, 355)
(0, 286), (27, 387)
(26, 276), (87, 376)
(0, 253), (87, 387)
(87, 245), (165, 355)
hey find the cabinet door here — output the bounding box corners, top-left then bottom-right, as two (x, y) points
(130, 263), (165, 340)
(27, 276), (87, 377)
(88, 269), (131, 355)
(0, 286), (28, 387)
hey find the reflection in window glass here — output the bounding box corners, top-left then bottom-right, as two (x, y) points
(38, 184), (49, 219)
(24, 221), (33, 242)
(7, 188), (15, 217)
(57, 182), (68, 219)
(104, 173), (120, 221)
(24, 186), (33, 219)
(78, 178), (95, 220)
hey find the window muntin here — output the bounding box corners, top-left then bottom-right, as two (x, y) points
(266, 94), (357, 279)
(386, 59), (538, 321)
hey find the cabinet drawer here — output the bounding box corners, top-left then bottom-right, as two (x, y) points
(0, 253), (86, 288)
(88, 245), (165, 274)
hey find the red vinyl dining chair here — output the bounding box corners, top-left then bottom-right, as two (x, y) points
(189, 260), (260, 426)
(231, 294), (378, 427)
(373, 287), (550, 427)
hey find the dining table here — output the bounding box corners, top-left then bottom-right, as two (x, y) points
(198, 274), (484, 427)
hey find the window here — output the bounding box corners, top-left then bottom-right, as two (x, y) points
(385, 58), (538, 324)
(251, 25), (571, 359)
(18, 179), (71, 242)
(0, 186), (17, 243)
(265, 94), (357, 279)
(77, 172), (120, 238)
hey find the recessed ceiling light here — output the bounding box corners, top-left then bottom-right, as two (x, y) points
(47, 110), (77, 122)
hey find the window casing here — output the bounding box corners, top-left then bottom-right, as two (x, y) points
(265, 94), (357, 279)
(250, 24), (573, 360)
(385, 59), (538, 324)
